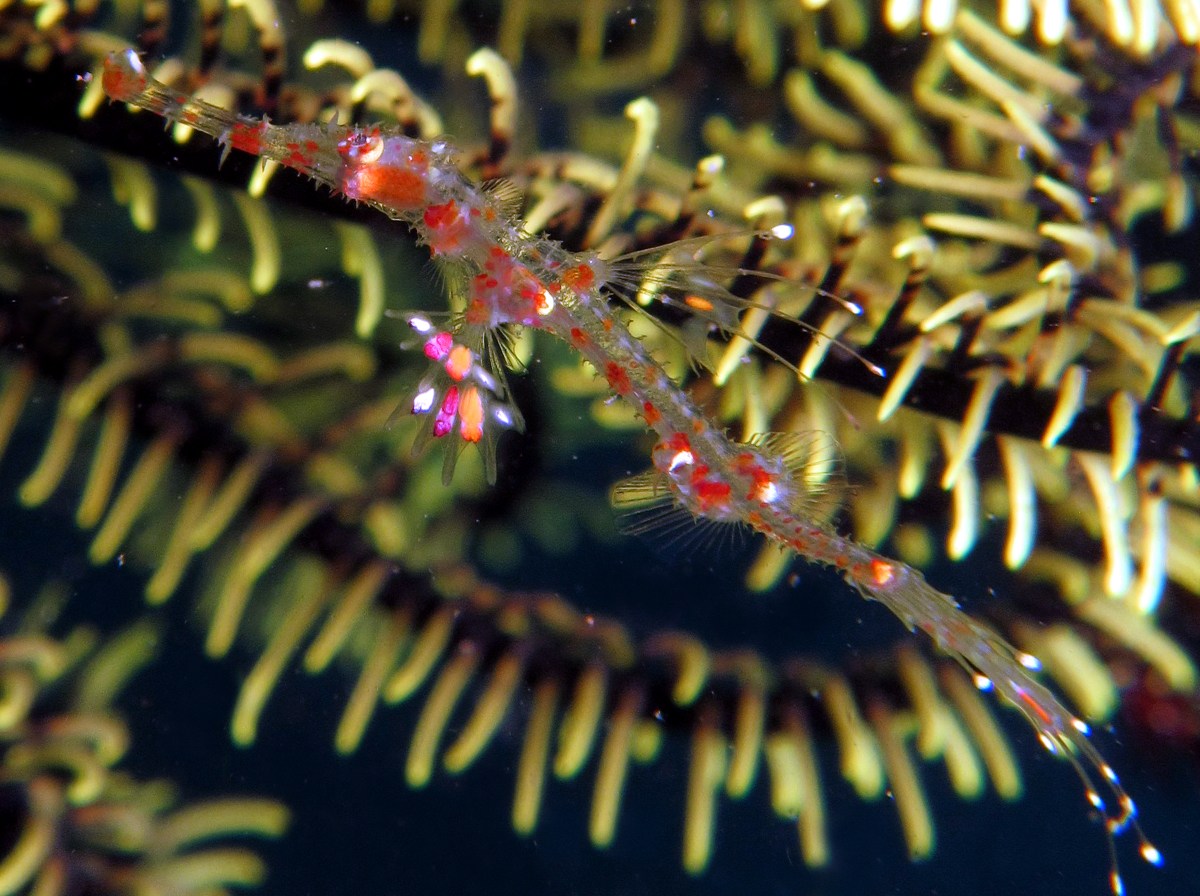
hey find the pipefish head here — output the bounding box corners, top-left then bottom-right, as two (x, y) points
(336, 129), (432, 217)
(337, 127), (385, 164)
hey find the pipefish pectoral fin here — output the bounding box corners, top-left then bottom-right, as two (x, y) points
(608, 468), (745, 560)
(608, 467), (676, 533)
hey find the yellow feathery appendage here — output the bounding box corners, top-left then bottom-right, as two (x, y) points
(0, 571), (287, 895)
(0, 3), (1196, 896)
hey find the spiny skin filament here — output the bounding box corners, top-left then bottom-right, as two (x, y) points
(100, 48), (1161, 891)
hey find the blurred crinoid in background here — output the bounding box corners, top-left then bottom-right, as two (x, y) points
(0, 3), (1198, 896)
(0, 570), (287, 896)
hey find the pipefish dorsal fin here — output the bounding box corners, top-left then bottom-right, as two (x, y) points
(609, 431), (848, 535)
(748, 430), (848, 522)
(480, 177), (526, 221)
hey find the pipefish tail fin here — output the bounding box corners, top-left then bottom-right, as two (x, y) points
(851, 558), (1163, 895)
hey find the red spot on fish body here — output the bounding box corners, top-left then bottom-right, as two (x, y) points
(424, 201), (471, 255)
(228, 121), (266, 155)
(339, 135), (429, 212)
(281, 140), (313, 169)
(527, 276), (556, 317)
(348, 162), (427, 210)
(870, 559), (896, 587)
(732, 458), (777, 503)
(1015, 687), (1054, 725)
(465, 298), (490, 326)
(101, 53), (147, 101)
(562, 263), (596, 292)
(668, 433), (691, 452)
(695, 477), (732, 511)
(605, 362), (632, 395)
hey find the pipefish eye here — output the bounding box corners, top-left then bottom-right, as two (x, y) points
(338, 130), (384, 164)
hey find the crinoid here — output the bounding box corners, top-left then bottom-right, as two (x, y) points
(0, 3), (1197, 896)
(0, 558), (288, 896)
